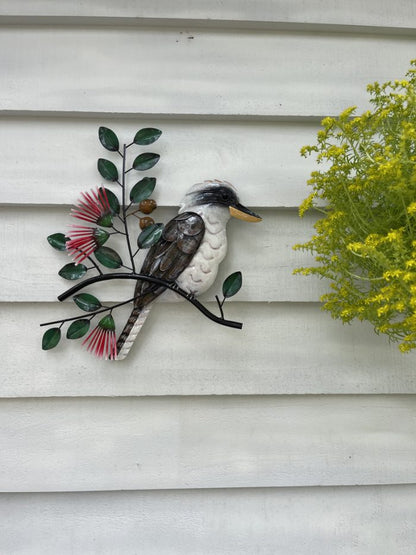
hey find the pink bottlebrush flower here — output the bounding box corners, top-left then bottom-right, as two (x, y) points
(66, 226), (109, 264)
(71, 187), (113, 227)
(82, 314), (117, 360)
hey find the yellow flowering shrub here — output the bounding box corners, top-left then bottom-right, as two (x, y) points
(294, 62), (416, 352)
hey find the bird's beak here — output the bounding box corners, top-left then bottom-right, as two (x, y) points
(229, 203), (262, 223)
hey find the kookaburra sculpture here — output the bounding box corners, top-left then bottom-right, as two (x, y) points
(116, 180), (262, 359)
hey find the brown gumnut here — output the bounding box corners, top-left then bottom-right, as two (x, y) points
(140, 216), (155, 230)
(139, 198), (157, 214)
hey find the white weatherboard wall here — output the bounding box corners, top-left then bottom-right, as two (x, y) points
(0, 2), (416, 554)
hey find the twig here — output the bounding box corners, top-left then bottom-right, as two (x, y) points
(215, 295), (225, 320)
(86, 253), (103, 276)
(41, 295), (142, 327)
(72, 247), (103, 276)
(120, 143), (136, 272)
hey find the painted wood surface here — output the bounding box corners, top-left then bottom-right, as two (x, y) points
(2, 6), (416, 554)
(2, 303), (416, 397)
(1, 396), (415, 492)
(0, 26), (413, 117)
(0, 206), (324, 303)
(1, 485), (415, 555)
(0, 116), (319, 207)
(0, 0), (415, 32)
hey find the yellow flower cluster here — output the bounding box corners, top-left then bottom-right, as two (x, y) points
(294, 61), (416, 352)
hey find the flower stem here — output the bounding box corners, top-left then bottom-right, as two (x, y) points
(72, 247), (103, 276)
(121, 143), (136, 272)
(215, 295), (225, 319)
(110, 224), (126, 235)
(86, 254), (103, 275)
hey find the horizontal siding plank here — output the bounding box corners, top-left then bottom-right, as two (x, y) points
(1, 485), (416, 555)
(0, 0), (415, 32)
(0, 117), (318, 207)
(0, 26), (413, 117)
(0, 395), (415, 492)
(2, 303), (416, 397)
(0, 207), (323, 303)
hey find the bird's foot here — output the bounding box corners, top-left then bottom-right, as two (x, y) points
(171, 281), (195, 301)
(170, 282), (181, 293)
(171, 282), (195, 301)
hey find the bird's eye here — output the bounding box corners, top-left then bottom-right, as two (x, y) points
(221, 191), (229, 200)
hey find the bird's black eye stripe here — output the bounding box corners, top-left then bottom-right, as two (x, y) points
(189, 185), (238, 207)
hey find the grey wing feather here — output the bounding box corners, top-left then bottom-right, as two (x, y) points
(134, 212), (205, 306)
(116, 212), (204, 357)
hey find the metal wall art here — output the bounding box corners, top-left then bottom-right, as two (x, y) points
(41, 127), (262, 360)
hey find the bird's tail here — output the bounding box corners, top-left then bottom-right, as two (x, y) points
(116, 304), (152, 360)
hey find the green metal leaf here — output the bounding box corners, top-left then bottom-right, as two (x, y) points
(93, 228), (110, 247)
(98, 126), (120, 152)
(94, 246), (122, 269)
(73, 293), (102, 312)
(42, 327), (61, 350)
(134, 128), (162, 145)
(58, 263), (87, 280)
(137, 223), (164, 249)
(102, 187), (120, 215)
(222, 271), (242, 299)
(133, 153), (160, 171)
(97, 158), (118, 181)
(130, 177), (156, 203)
(47, 233), (68, 251)
(66, 319), (91, 339)
(97, 213), (113, 228)
(98, 313), (115, 331)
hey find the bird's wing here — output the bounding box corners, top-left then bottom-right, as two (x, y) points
(117, 212), (205, 359)
(134, 211), (205, 306)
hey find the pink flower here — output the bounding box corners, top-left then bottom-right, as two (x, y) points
(82, 314), (117, 360)
(71, 187), (113, 227)
(66, 226), (109, 264)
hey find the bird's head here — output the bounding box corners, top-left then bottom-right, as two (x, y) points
(179, 180), (262, 223)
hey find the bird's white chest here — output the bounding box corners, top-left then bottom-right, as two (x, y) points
(175, 210), (228, 296)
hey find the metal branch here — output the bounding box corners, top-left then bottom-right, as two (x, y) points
(57, 273), (243, 329)
(41, 295), (135, 328)
(120, 143), (136, 272)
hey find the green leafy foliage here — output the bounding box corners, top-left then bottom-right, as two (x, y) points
(130, 177), (156, 203)
(73, 293), (102, 312)
(58, 263), (87, 280)
(98, 127), (120, 152)
(222, 271), (242, 298)
(133, 153), (160, 171)
(66, 319), (91, 339)
(94, 246), (122, 269)
(134, 128), (162, 145)
(97, 158), (118, 181)
(47, 233), (68, 251)
(42, 327), (61, 350)
(137, 223), (164, 248)
(294, 61), (416, 352)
